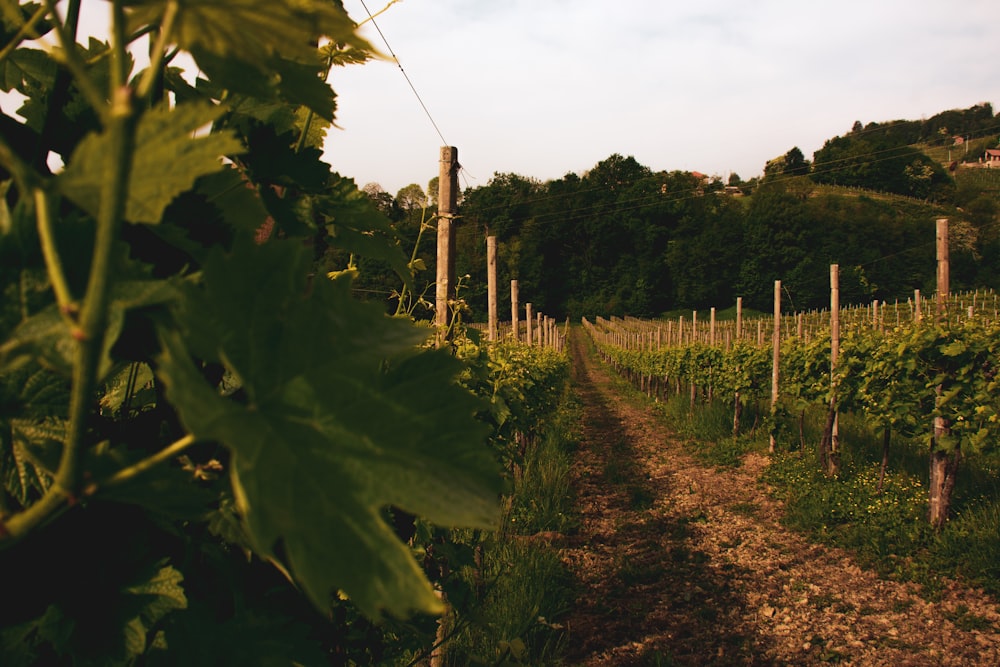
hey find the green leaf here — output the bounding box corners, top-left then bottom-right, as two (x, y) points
(195, 167), (270, 237)
(0, 46), (54, 94)
(0, 278), (176, 379)
(321, 175), (412, 289)
(156, 239), (500, 619)
(58, 101), (243, 224)
(121, 563), (187, 660)
(193, 50), (337, 121)
(126, 0), (372, 68)
(940, 340), (967, 357)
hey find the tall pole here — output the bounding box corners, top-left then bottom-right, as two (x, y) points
(770, 280), (781, 453)
(435, 146), (459, 344)
(930, 218), (953, 528)
(510, 280), (519, 342)
(736, 297), (743, 341)
(936, 218), (950, 323)
(486, 235), (497, 342)
(526, 303), (533, 346)
(828, 264), (841, 475)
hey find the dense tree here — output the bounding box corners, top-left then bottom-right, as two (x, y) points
(361, 182), (401, 219)
(349, 104), (999, 322)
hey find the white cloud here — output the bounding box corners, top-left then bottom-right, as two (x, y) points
(32, 0), (973, 196)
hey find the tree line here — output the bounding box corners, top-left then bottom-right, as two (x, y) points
(351, 103), (1000, 320)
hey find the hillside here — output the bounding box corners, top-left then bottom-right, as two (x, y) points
(345, 103), (1000, 320)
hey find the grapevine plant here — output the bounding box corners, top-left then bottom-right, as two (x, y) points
(587, 313), (1000, 527)
(0, 1), (507, 663)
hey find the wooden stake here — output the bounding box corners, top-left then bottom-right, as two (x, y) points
(770, 280), (780, 453)
(435, 147), (459, 344)
(828, 264), (841, 475)
(510, 279), (519, 342)
(526, 303), (533, 346)
(736, 296), (743, 341)
(936, 218), (950, 323)
(486, 235), (497, 342)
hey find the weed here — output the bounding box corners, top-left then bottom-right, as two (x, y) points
(729, 502), (759, 517)
(943, 604), (994, 632)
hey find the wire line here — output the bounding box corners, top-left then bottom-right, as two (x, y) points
(357, 0), (449, 147)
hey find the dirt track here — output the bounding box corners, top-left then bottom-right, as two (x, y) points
(558, 330), (1000, 666)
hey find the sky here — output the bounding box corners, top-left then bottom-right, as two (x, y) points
(326, 0), (1000, 196)
(2, 2), (996, 197)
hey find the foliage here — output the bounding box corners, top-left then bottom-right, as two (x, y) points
(586, 308), (1000, 526)
(0, 1), (579, 664)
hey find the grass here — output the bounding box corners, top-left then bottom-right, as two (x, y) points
(759, 408), (1000, 599)
(444, 386), (579, 666)
(596, 343), (1000, 604)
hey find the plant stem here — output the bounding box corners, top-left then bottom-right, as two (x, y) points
(87, 435), (197, 494)
(0, 3), (49, 63)
(294, 50), (334, 152)
(33, 188), (79, 322)
(135, 0), (179, 101)
(2, 2), (140, 546)
(42, 0), (108, 123)
(61, 2), (138, 494)
(0, 134), (41, 196)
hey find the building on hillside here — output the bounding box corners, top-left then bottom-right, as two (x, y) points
(985, 149), (1000, 168)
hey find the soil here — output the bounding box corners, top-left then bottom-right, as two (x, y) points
(556, 330), (1000, 666)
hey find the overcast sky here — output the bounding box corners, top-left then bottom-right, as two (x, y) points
(326, 0), (999, 196)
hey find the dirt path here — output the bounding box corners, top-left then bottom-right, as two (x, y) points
(559, 330), (1000, 666)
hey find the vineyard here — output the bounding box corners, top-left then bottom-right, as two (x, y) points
(2, 1), (1000, 665)
(0, 1), (577, 664)
(579, 247), (1000, 620)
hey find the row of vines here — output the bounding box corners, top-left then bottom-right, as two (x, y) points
(583, 292), (1000, 529)
(0, 1), (570, 664)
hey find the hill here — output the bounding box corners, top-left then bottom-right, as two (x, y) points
(348, 104), (1000, 320)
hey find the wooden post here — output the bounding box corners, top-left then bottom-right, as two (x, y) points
(435, 147), (459, 344)
(510, 279), (519, 342)
(486, 235), (497, 342)
(826, 264), (841, 475)
(930, 218), (957, 529)
(936, 218), (950, 323)
(736, 297), (743, 341)
(770, 280), (781, 453)
(525, 303), (533, 346)
(733, 297), (743, 436)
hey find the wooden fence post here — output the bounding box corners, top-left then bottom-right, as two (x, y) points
(510, 280), (519, 342)
(435, 148), (458, 330)
(736, 296), (743, 341)
(770, 280), (781, 453)
(930, 218), (957, 529)
(824, 264), (841, 476)
(526, 303), (533, 346)
(486, 235), (497, 342)
(435, 146), (459, 345)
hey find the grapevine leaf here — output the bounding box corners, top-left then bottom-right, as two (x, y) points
(121, 563), (187, 661)
(143, 601), (327, 666)
(99, 362), (155, 416)
(940, 340), (967, 356)
(0, 279), (175, 379)
(321, 175), (413, 289)
(0, 364), (67, 504)
(58, 101), (243, 224)
(193, 50), (337, 121)
(126, 0), (371, 68)
(156, 239), (501, 618)
(195, 167), (270, 237)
